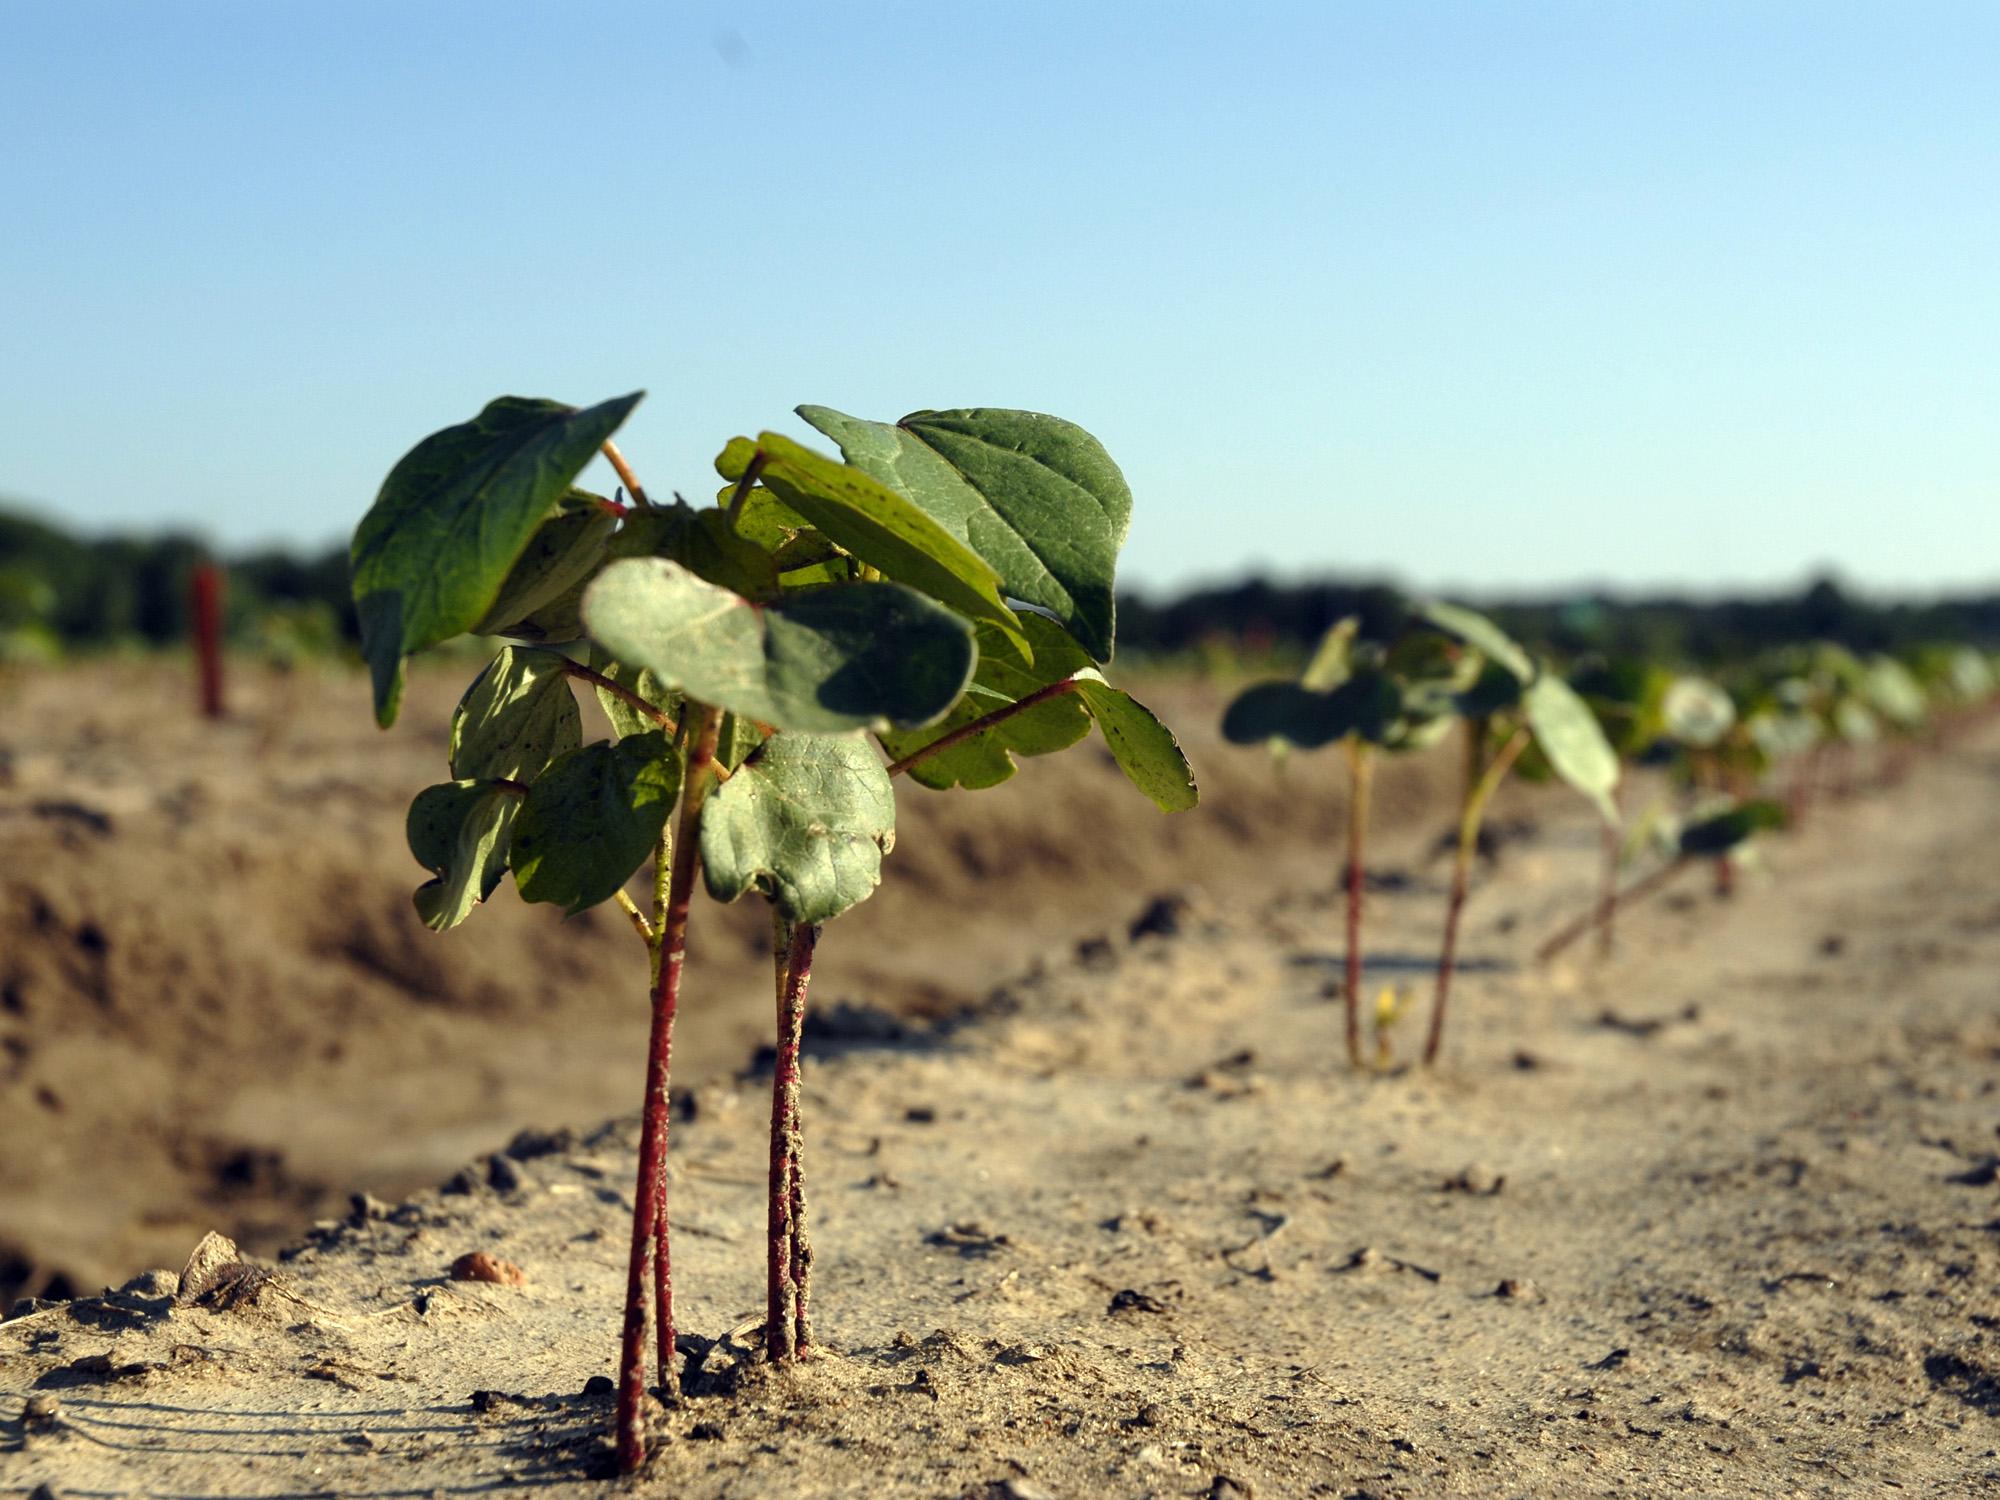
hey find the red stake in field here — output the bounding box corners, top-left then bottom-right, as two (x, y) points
(191, 562), (226, 719)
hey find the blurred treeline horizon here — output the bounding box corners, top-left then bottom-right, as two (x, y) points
(3, 503), (1996, 672)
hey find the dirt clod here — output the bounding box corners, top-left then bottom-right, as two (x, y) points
(448, 1252), (525, 1286)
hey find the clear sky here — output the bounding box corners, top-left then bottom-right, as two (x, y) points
(3, 1), (1995, 597)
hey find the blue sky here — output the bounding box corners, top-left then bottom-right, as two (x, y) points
(3, 1), (1995, 596)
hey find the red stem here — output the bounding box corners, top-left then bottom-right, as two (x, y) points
(1425, 876), (1469, 1067)
(615, 708), (721, 1474)
(766, 917), (819, 1361)
(1537, 857), (1690, 964)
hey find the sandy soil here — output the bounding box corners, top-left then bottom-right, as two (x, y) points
(0, 656), (1453, 1307)
(3, 676), (1996, 1497)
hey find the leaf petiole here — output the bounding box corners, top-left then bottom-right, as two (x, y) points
(601, 439), (651, 508)
(884, 676), (1083, 778)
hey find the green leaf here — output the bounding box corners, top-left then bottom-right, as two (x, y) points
(717, 432), (1025, 658)
(450, 646), (582, 781)
(614, 501), (780, 599)
(878, 612), (1093, 791)
(1413, 600), (1536, 684)
(583, 557), (975, 734)
(1456, 659), (1526, 718)
(1662, 677), (1736, 748)
(1221, 670), (1403, 750)
(1523, 673), (1621, 824)
(799, 405), (1129, 662)
(729, 486), (813, 552)
(352, 392), (643, 726)
(1074, 672), (1199, 812)
(1678, 799), (1785, 857)
(510, 732), (681, 915)
(474, 491), (618, 636)
(700, 733), (896, 924)
(585, 643), (680, 742)
(1300, 618), (1359, 692)
(1864, 656), (1927, 731)
(717, 713), (768, 772)
(407, 781), (522, 932)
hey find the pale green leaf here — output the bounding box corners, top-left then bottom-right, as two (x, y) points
(1523, 673), (1621, 824)
(582, 557), (975, 734)
(407, 781), (521, 931)
(700, 733), (896, 924)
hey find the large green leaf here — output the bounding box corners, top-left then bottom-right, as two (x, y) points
(799, 405), (1129, 663)
(1522, 674), (1621, 824)
(1073, 672), (1199, 812)
(878, 613), (1093, 791)
(1221, 669), (1403, 750)
(582, 558), (975, 734)
(407, 780), (522, 932)
(1413, 600), (1536, 684)
(474, 492), (618, 636)
(450, 646), (581, 781)
(510, 732), (681, 915)
(700, 733), (895, 924)
(716, 433), (1024, 658)
(352, 392), (643, 726)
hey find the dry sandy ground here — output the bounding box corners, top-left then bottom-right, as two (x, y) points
(3, 695), (1997, 1496)
(0, 657), (1453, 1307)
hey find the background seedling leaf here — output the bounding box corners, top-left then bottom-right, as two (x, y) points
(717, 433), (1024, 657)
(510, 732), (680, 915)
(1300, 617), (1359, 691)
(474, 492), (618, 636)
(407, 781), (521, 932)
(1073, 671), (1199, 812)
(1663, 676), (1736, 748)
(1678, 799), (1785, 857)
(700, 733), (895, 924)
(879, 613), (1092, 791)
(583, 558), (975, 734)
(799, 405), (1130, 662)
(450, 646), (581, 781)
(1414, 600), (1536, 684)
(1221, 670), (1402, 750)
(1523, 673), (1621, 824)
(352, 392), (643, 726)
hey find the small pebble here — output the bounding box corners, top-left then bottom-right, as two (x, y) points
(582, 1374), (615, 1396)
(486, 1154), (525, 1193)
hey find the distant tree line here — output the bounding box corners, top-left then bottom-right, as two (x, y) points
(2, 503), (1993, 667)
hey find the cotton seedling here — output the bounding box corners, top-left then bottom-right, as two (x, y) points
(1404, 603), (1620, 1064)
(351, 395), (1194, 1474)
(1569, 658), (1671, 955)
(1221, 615), (1465, 1068)
(1536, 797), (1786, 962)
